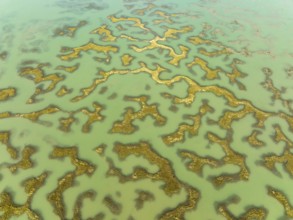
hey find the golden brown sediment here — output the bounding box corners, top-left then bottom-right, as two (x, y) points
(73, 191), (96, 220)
(180, 150), (219, 175)
(0, 172), (48, 220)
(121, 54), (134, 66)
(0, 131), (18, 159)
(130, 26), (192, 66)
(108, 141), (200, 219)
(9, 146), (36, 173)
(56, 86), (71, 97)
(20, 64), (64, 94)
(162, 101), (213, 145)
(187, 57), (223, 80)
(268, 187), (293, 217)
(159, 187), (200, 220)
(246, 130), (264, 147)
(56, 63), (79, 73)
(59, 115), (75, 132)
(81, 102), (104, 133)
(111, 96), (166, 134)
(261, 67), (293, 113)
(59, 42), (118, 61)
(263, 148), (293, 176)
(108, 15), (150, 32)
(218, 203), (266, 220)
(50, 146), (95, 176)
(0, 88), (16, 101)
(152, 10), (176, 24)
(48, 172), (75, 219)
(273, 125), (293, 148)
(91, 24), (117, 42)
(207, 132), (249, 187)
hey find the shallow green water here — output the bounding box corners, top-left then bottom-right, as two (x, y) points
(0, 0), (293, 219)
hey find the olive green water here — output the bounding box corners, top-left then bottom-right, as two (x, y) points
(0, 0), (293, 219)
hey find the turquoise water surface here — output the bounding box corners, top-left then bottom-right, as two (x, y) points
(0, 0), (293, 219)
